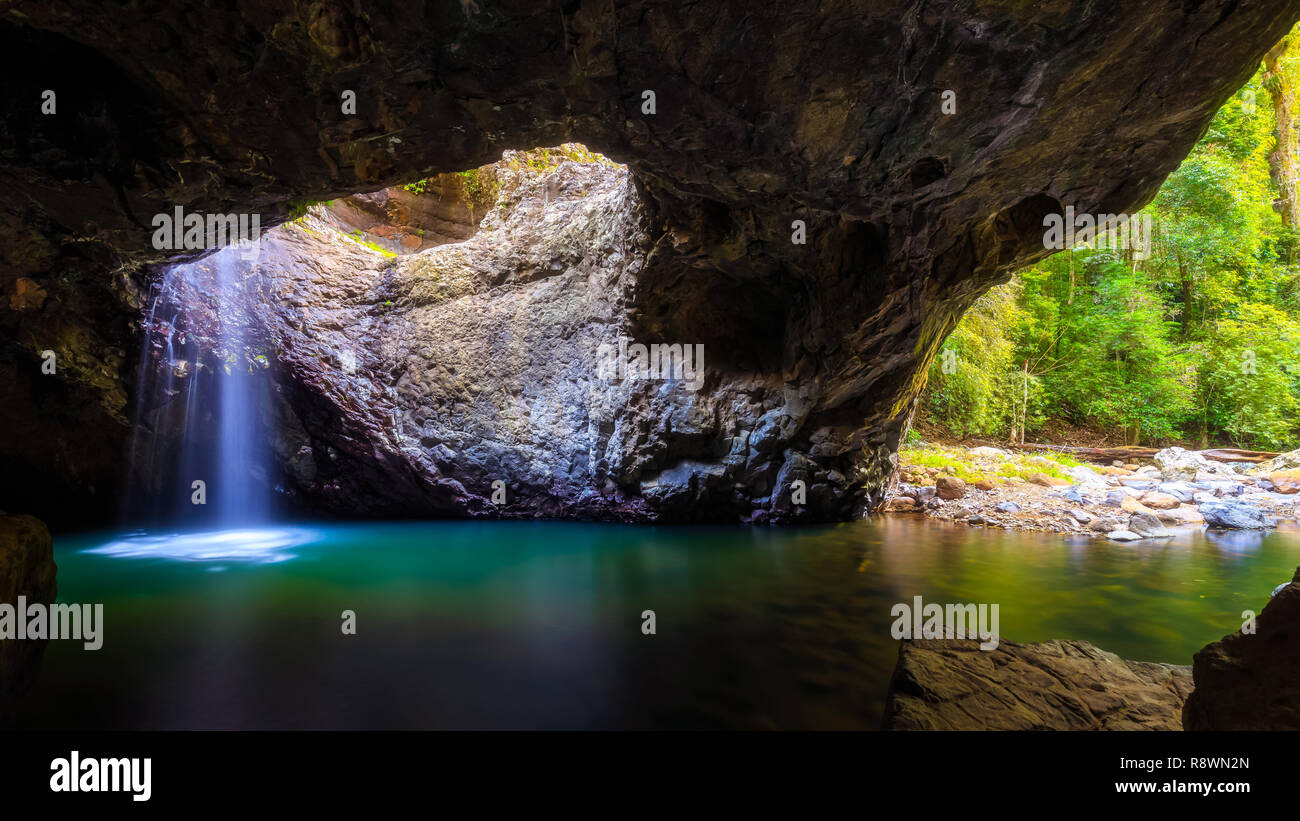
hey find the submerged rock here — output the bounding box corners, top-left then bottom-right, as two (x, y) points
(884, 638), (1192, 730)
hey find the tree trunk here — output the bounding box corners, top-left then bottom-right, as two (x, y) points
(1265, 38), (1300, 231)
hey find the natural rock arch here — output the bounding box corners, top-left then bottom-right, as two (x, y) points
(2, 1), (1298, 523)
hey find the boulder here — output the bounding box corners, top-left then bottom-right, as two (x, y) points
(935, 476), (967, 500)
(1259, 449), (1300, 474)
(884, 639), (1192, 730)
(1127, 512), (1171, 538)
(1154, 447), (1234, 481)
(1269, 469), (1300, 495)
(1108, 530), (1143, 541)
(0, 515), (57, 717)
(1090, 516), (1122, 532)
(1120, 496), (1157, 516)
(1198, 500), (1273, 530)
(1183, 567), (1300, 730)
(1139, 491), (1181, 510)
(1155, 504), (1204, 525)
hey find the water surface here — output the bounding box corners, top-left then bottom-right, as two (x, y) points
(12, 517), (1299, 729)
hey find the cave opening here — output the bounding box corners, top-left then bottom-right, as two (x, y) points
(125, 144), (632, 529)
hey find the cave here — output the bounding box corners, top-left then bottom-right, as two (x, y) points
(3, 0), (1300, 749)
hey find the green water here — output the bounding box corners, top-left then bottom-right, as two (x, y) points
(10, 517), (1300, 729)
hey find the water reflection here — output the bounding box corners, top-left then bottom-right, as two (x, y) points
(86, 527), (314, 564)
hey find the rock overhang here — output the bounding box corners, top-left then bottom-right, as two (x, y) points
(2, 1), (1300, 523)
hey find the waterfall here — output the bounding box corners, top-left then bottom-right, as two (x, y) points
(126, 245), (275, 528)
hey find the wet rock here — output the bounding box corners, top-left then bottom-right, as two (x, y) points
(0, 515), (57, 718)
(1183, 567), (1300, 730)
(1199, 501), (1274, 530)
(884, 638), (1192, 730)
(1108, 530), (1143, 541)
(935, 476), (967, 500)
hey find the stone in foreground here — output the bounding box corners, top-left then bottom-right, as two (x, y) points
(0, 515), (57, 716)
(1182, 567), (1300, 730)
(883, 638), (1191, 730)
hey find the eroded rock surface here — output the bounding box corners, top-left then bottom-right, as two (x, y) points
(883, 638), (1192, 730)
(0, 515), (56, 717)
(1182, 567), (1300, 730)
(3, 1), (1299, 522)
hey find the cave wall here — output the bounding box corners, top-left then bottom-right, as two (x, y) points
(3, 1), (1300, 524)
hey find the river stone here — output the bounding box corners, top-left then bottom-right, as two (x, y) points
(1198, 501), (1273, 530)
(1183, 567), (1300, 730)
(995, 501), (1021, 514)
(1139, 491), (1180, 510)
(1127, 512), (1171, 538)
(0, 515), (57, 718)
(1108, 530), (1143, 541)
(1090, 516), (1121, 532)
(935, 476), (967, 500)
(1029, 473), (1070, 488)
(1157, 482), (1197, 503)
(1269, 469), (1300, 494)
(1159, 504), (1204, 525)
(884, 638), (1192, 730)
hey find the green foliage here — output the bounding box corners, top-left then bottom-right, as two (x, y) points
(922, 60), (1300, 450)
(923, 282), (1026, 436)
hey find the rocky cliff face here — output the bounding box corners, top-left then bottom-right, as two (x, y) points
(3, 1), (1299, 523)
